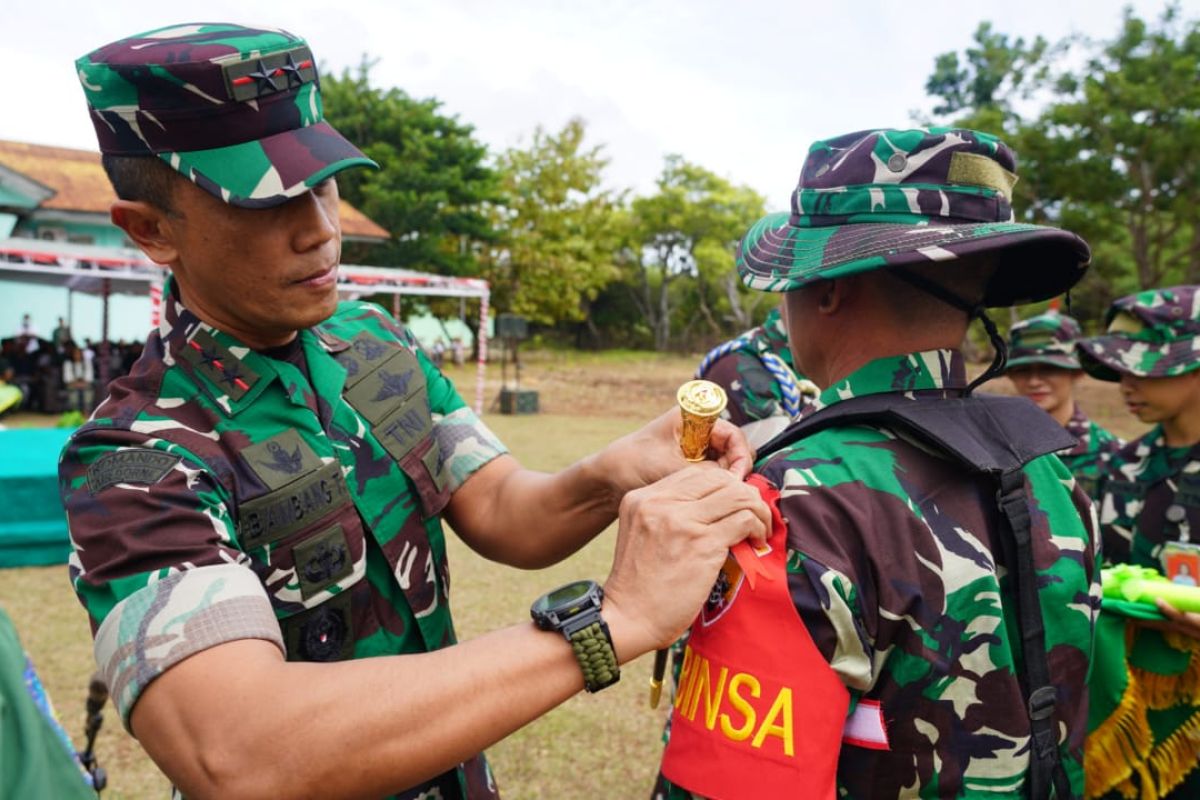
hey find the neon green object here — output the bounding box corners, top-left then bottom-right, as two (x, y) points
(1102, 563), (1200, 613)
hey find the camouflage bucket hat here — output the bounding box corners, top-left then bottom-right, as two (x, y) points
(1005, 312), (1083, 371)
(76, 22), (377, 208)
(1077, 286), (1200, 381)
(737, 128), (1091, 307)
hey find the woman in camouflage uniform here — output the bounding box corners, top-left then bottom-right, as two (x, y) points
(1004, 311), (1121, 498)
(1078, 286), (1200, 799)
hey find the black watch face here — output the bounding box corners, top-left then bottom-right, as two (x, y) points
(539, 580), (595, 614)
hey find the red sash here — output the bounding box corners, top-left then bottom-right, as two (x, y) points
(660, 474), (849, 800)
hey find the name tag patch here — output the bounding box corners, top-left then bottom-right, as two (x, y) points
(1178, 474), (1200, 508)
(238, 461), (350, 550)
(1107, 479), (1147, 501)
(87, 449), (181, 494)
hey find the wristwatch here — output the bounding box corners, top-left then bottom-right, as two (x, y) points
(531, 580), (620, 693)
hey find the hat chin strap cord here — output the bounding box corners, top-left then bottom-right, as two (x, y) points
(890, 267), (1008, 396)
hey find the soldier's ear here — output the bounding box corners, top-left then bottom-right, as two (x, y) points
(817, 279), (847, 314)
(111, 200), (180, 265)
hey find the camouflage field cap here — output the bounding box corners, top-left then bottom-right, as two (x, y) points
(1005, 312), (1083, 371)
(737, 128), (1091, 307)
(76, 23), (377, 208)
(1077, 286), (1200, 381)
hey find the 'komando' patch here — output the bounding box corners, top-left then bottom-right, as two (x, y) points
(87, 449), (181, 494)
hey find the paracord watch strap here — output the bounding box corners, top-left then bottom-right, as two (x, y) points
(568, 619), (619, 693)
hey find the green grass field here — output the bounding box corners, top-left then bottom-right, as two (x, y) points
(0, 352), (1147, 798)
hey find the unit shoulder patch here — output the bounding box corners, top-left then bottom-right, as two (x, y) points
(87, 449), (181, 494)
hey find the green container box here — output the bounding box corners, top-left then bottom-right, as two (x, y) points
(499, 388), (539, 415)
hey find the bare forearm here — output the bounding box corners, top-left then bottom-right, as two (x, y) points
(447, 454), (621, 568)
(135, 619), (637, 800)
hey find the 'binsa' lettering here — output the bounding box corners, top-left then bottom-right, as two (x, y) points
(674, 645), (795, 757)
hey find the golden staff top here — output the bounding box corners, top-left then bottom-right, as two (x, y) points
(676, 380), (728, 461)
(649, 379), (730, 710)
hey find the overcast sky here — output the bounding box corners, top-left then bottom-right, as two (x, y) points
(0, 0), (1174, 209)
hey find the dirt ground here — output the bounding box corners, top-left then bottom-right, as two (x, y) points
(440, 348), (1148, 442)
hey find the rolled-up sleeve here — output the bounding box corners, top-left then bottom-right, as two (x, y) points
(60, 429), (283, 729)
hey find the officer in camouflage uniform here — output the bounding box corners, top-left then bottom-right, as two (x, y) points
(1079, 287), (1200, 568)
(695, 306), (819, 448)
(1077, 287), (1200, 798)
(60, 23), (768, 800)
(1004, 311), (1122, 498)
(656, 128), (1099, 799)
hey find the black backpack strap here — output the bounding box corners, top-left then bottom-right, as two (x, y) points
(760, 393), (1078, 799)
(997, 470), (1074, 799)
(760, 393), (1076, 469)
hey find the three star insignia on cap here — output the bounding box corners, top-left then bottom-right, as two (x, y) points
(223, 46), (316, 102)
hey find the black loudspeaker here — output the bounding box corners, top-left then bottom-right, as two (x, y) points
(495, 314), (529, 340)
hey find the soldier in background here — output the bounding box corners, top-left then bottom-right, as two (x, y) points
(1004, 311), (1121, 498)
(59, 23), (768, 800)
(1078, 286), (1200, 799)
(695, 304), (819, 448)
(656, 128), (1098, 799)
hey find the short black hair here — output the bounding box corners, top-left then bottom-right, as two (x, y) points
(100, 154), (180, 213)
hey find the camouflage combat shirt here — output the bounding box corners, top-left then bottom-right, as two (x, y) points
(1096, 426), (1200, 568)
(59, 285), (507, 800)
(657, 349), (1100, 799)
(697, 308), (817, 448)
(1060, 405), (1122, 501)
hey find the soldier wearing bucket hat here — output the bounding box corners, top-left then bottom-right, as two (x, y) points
(1004, 312), (1122, 498)
(1078, 293), (1200, 798)
(656, 128), (1098, 800)
(58, 23), (770, 800)
(1081, 287), (1200, 564)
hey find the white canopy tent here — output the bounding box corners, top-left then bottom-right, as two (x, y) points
(0, 238), (491, 413)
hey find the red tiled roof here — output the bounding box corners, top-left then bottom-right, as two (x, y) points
(0, 139), (389, 240)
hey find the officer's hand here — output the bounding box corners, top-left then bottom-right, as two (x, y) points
(601, 408), (756, 499)
(601, 465), (770, 660)
(1150, 600), (1200, 639)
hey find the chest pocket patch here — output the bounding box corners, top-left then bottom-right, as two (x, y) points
(340, 335), (449, 517)
(344, 349), (428, 427)
(282, 590), (355, 662)
(293, 524), (354, 600)
(242, 430), (324, 491)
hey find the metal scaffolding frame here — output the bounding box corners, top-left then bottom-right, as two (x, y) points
(0, 238), (491, 413)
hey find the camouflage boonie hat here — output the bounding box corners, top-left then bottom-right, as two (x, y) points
(1077, 286), (1200, 381)
(737, 128), (1091, 307)
(1005, 312), (1083, 371)
(76, 23), (377, 208)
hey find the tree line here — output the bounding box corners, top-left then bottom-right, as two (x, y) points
(324, 4), (1199, 351)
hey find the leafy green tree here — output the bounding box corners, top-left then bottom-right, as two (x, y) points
(620, 156), (765, 351)
(484, 119), (624, 329)
(1042, 6), (1200, 295)
(924, 8), (1200, 326)
(925, 22), (1052, 122)
(321, 58), (502, 276)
